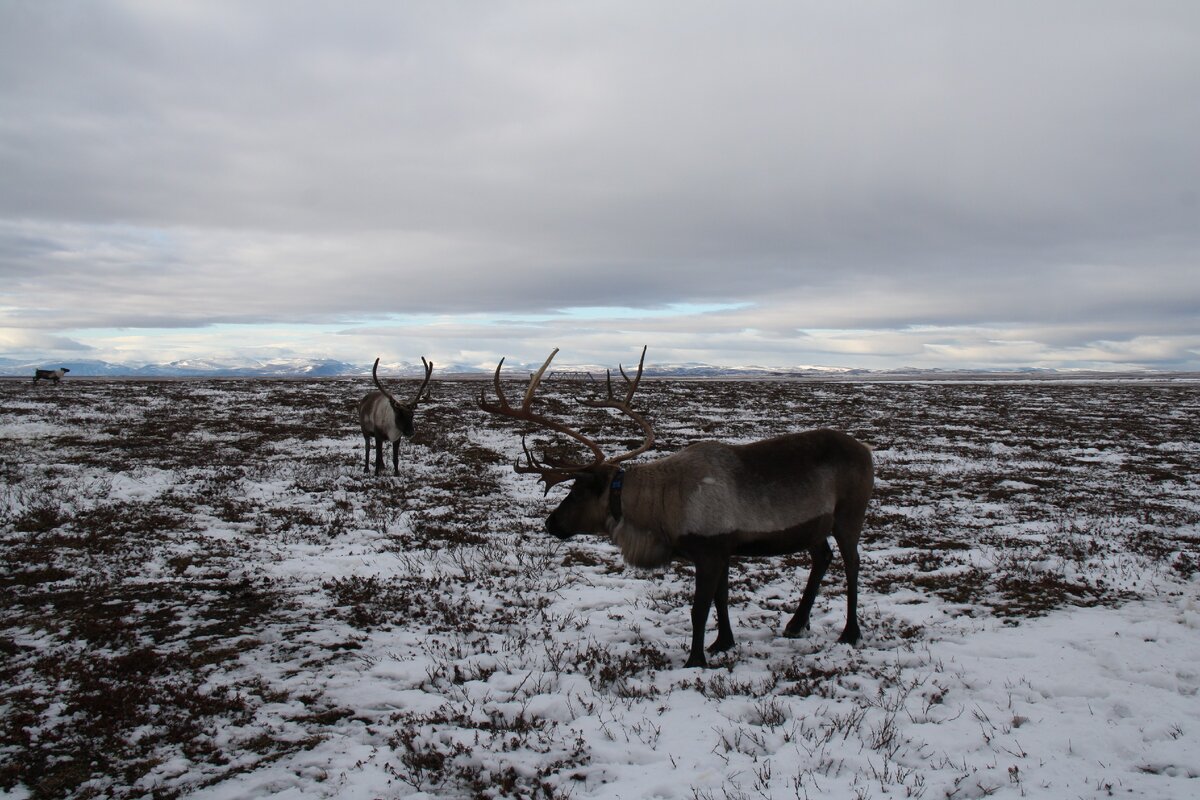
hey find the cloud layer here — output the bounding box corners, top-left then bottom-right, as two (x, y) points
(2, 1), (1198, 369)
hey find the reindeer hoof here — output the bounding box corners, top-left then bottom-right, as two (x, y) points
(837, 627), (861, 646)
(706, 636), (734, 654)
(683, 654), (709, 669)
(782, 622), (809, 639)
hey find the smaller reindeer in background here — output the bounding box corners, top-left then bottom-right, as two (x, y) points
(33, 368), (70, 384)
(358, 357), (433, 476)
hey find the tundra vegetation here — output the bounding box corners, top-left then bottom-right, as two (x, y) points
(1, 376), (1198, 799)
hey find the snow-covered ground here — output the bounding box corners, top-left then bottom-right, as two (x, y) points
(1, 377), (1197, 799)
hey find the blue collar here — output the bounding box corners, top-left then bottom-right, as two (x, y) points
(609, 468), (625, 521)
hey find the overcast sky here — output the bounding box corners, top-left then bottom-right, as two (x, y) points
(2, 1), (1198, 371)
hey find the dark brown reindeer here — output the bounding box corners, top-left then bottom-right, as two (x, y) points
(33, 368), (70, 383)
(358, 356), (433, 476)
(481, 347), (874, 668)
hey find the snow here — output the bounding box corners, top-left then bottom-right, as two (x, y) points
(1, 377), (1198, 799)
(182, 596), (1200, 799)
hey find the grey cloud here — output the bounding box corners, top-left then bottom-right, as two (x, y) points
(5, 4), (1198, 241)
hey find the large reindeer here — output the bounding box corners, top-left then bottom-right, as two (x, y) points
(481, 347), (873, 668)
(359, 356), (433, 476)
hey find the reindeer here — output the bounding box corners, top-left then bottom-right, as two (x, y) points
(358, 356), (433, 476)
(33, 368), (70, 383)
(481, 347), (874, 668)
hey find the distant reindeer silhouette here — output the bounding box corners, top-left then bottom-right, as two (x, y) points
(33, 368), (70, 384)
(358, 357), (433, 475)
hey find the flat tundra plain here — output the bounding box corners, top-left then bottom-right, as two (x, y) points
(1, 377), (1199, 800)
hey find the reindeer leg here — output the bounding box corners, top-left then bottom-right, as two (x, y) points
(707, 563), (735, 654)
(832, 500), (866, 645)
(363, 436), (372, 473)
(686, 553), (727, 668)
(836, 543), (861, 644)
(374, 437), (384, 476)
(832, 533), (862, 645)
(784, 539), (833, 638)
(391, 440), (400, 475)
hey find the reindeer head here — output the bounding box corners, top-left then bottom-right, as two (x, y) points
(480, 347), (655, 538)
(371, 356), (433, 437)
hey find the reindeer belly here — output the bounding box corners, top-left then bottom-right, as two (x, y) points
(730, 513), (835, 557)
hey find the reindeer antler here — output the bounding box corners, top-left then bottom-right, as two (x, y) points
(411, 357), (434, 406)
(372, 356), (434, 408)
(479, 347), (656, 489)
(479, 349), (606, 488)
(582, 345), (655, 464)
(371, 357), (398, 405)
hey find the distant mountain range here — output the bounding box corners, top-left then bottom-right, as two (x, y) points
(1, 357), (383, 378)
(0, 356), (1185, 380)
(1, 356), (842, 378)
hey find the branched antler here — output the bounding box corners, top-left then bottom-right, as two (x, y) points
(582, 345), (655, 464)
(479, 349), (605, 489)
(372, 356), (434, 408)
(479, 347), (655, 489)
